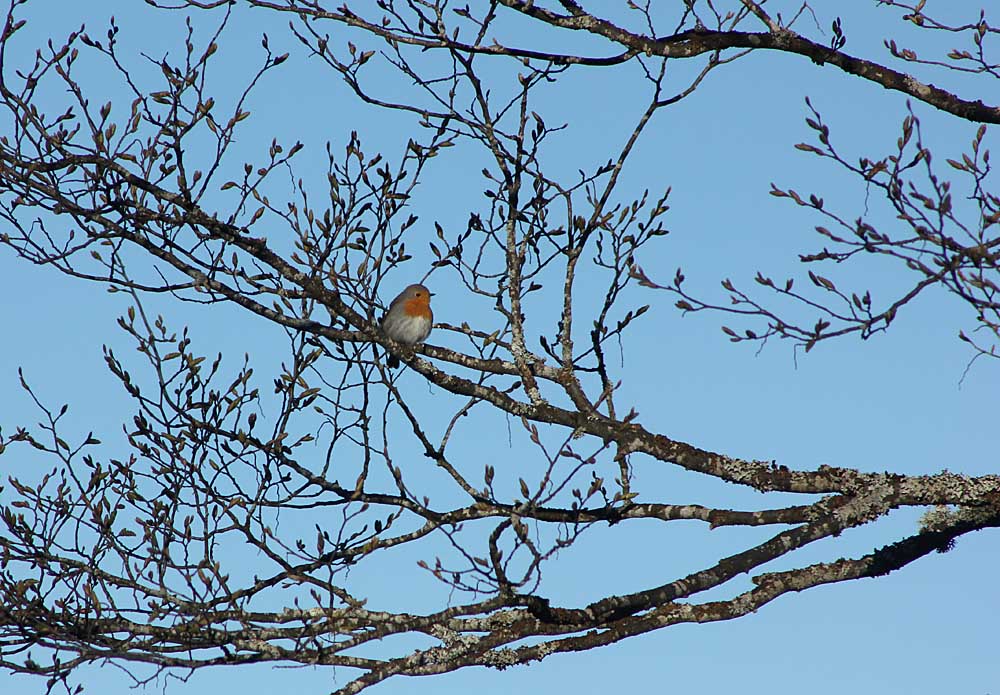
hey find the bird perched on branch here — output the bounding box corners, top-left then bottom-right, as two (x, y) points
(380, 283), (434, 368)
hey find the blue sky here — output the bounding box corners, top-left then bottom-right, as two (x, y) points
(1, 2), (998, 694)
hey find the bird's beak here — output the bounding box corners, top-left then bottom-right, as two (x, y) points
(428, 292), (435, 297)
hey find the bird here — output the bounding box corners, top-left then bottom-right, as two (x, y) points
(380, 283), (433, 368)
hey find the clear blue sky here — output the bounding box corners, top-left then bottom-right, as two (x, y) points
(2, 2), (997, 694)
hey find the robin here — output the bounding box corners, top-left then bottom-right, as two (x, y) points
(380, 283), (433, 368)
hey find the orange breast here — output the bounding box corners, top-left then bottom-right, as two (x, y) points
(403, 295), (432, 319)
